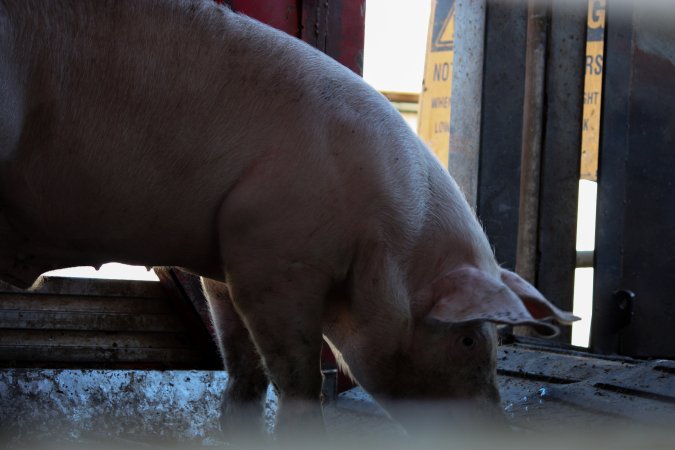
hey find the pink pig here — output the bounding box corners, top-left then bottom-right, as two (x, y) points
(0, 0), (576, 434)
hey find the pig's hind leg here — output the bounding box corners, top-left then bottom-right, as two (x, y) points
(202, 278), (270, 436)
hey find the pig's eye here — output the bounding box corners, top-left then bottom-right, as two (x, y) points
(461, 336), (476, 349)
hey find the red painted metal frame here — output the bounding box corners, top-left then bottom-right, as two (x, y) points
(221, 0), (365, 76)
(228, 0), (300, 37)
(300, 0), (365, 75)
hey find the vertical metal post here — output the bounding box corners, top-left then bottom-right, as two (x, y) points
(302, 0), (366, 75)
(448, 0), (486, 208)
(515, 1), (548, 284)
(590, 2), (633, 355)
(477, 0), (528, 271)
(591, 1), (675, 358)
(535, 0), (587, 343)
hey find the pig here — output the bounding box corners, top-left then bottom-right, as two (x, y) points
(0, 0), (577, 435)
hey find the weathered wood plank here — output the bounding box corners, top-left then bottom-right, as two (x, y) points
(0, 277), (165, 298)
(0, 310), (186, 332)
(0, 293), (172, 314)
(154, 268), (221, 367)
(0, 329), (194, 349)
(155, 268), (215, 338)
(0, 346), (201, 364)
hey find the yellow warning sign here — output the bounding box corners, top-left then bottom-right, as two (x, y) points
(434, 7), (454, 51)
(580, 0), (605, 181)
(418, 0), (455, 169)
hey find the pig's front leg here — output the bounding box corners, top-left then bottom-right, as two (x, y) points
(225, 262), (330, 435)
(202, 278), (269, 436)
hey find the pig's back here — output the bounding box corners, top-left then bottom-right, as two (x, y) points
(0, 0), (413, 271)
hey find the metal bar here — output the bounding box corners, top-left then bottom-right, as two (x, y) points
(477, 0), (529, 271)
(301, 0), (365, 76)
(535, 0), (587, 343)
(334, 0), (366, 75)
(448, 0), (486, 208)
(515, 0), (548, 284)
(576, 250), (594, 268)
(600, 3), (675, 358)
(590, 1), (634, 355)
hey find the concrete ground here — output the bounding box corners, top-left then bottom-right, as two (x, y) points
(2, 341), (675, 449)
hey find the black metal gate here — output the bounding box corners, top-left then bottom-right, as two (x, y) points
(478, 0), (675, 357)
(591, 2), (675, 358)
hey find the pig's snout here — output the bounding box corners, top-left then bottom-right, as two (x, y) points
(381, 393), (507, 437)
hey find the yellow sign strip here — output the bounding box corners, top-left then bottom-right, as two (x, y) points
(418, 0), (455, 169)
(581, 0), (605, 181)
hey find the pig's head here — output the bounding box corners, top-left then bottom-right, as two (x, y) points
(371, 265), (578, 430)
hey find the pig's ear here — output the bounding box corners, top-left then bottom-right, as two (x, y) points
(427, 266), (579, 337)
(499, 269), (579, 325)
